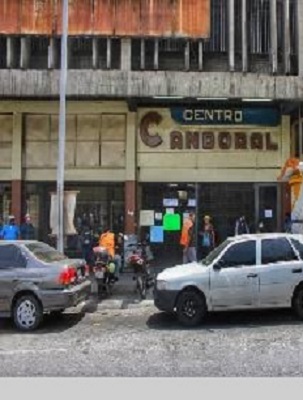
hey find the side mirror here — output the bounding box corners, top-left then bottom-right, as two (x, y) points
(213, 259), (224, 270)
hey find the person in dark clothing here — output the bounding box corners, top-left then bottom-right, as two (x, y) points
(20, 214), (35, 240)
(114, 232), (124, 273)
(80, 225), (94, 266)
(235, 216), (250, 236)
(284, 212), (292, 233)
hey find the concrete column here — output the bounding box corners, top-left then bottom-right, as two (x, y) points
(297, 0), (303, 76)
(125, 181), (136, 234)
(184, 41), (190, 71)
(125, 112), (137, 234)
(242, 0), (248, 72)
(228, 0), (235, 72)
(154, 38), (159, 70)
(198, 40), (203, 71)
(270, 0), (278, 74)
(92, 37), (99, 69)
(284, 0), (291, 74)
(106, 38), (111, 69)
(121, 38), (132, 71)
(20, 37), (30, 69)
(140, 39), (145, 70)
(11, 113), (23, 225)
(48, 37), (58, 69)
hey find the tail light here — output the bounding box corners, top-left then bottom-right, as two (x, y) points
(58, 266), (77, 286)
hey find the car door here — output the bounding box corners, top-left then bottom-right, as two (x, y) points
(0, 244), (27, 312)
(256, 237), (301, 307)
(210, 240), (259, 310)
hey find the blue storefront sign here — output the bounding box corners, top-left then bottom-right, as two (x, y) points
(170, 107), (281, 126)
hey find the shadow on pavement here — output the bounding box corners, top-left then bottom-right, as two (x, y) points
(0, 310), (85, 334)
(146, 308), (303, 331)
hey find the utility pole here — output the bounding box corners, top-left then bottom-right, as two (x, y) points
(56, 0), (69, 252)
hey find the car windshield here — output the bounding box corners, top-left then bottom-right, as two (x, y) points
(201, 239), (232, 266)
(25, 243), (68, 263)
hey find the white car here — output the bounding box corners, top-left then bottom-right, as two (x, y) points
(154, 233), (303, 327)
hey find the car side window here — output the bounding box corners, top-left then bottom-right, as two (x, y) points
(261, 238), (298, 264)
(290, 238), (303, 260)
(0, 245), (26, 269)
(220, 241), (256, 268)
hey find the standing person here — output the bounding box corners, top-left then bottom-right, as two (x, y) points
(114, 232), (124, 275)
(257, 220), (266, 233)
(180, 213), (197, 264)
(0, 216), (20, 240)
(199, 215), (215, 259)
(235, 216), (250, 236)
(284, 212), (292, 233)
(20, 214), (35, 240)
(99, 227), (119, 279)
(80, 224), (94, 266)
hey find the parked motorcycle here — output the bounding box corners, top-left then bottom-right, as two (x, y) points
(126, 241), (154, 300)
(92, 246), (116, 296)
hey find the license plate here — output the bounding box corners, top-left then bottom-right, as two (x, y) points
(95, 271), (103, 279)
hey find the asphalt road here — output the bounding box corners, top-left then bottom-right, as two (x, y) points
(1, 300), (303, 377)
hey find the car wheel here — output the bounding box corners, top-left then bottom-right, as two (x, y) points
(13, 295), (43, 332)
(293, 286), (303, 319)
(176, 289), (206, 327)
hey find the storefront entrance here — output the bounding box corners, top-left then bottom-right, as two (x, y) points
(141, 182), (281, 267)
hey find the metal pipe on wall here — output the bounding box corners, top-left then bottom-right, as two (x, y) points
(242, 0), (248, 72)
(270, 0), (278, 74)
(56, 0), (69, 252)
(228, 0), (235, 72)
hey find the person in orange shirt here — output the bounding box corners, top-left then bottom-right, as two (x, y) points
(99, 227), (115, 259)
(99, 227), (120, 279)
(180, 213), (197, 264)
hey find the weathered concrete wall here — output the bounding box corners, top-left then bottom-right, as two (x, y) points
(0, 70), (302, 100)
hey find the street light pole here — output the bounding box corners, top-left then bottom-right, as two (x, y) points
(56, 0), (69, 252)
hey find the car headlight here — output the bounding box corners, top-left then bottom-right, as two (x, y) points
(156, 280), (168, 290)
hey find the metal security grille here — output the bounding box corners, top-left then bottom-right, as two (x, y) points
(204, 0), (228, 52)
(248, 0), (270, 54)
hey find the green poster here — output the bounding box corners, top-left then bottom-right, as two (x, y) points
(163, 213), (181, 231)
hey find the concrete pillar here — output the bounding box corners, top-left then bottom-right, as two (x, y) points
(125, 112), (137, 234)
(228, 0), (235, 72)
(184, 41), (190, 71)
(48, 37), (58, 69)
(20, 37), (30, 69)
(284, 0), (291, 74)
(92, 37), (99, 69)
(106, 38), (111, 69)
(11, 113), (23, 225)
(198, 40), (203, 71)
(242, 0), (248, 72)
(140, 39), (145, 70)
(270, 0), (278, 74)
(121, 38), (132, 71)
(154, 38), (159, 70)
(297, 0), (303, 76)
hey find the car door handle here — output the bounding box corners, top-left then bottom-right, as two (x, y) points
(292, 268), (302, 274)
(247, 273), (258, 278)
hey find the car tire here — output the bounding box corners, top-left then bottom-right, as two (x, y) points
(13, 294), (43, 332)
(292, 286), (303, 319)
(176, 289), (206, 327)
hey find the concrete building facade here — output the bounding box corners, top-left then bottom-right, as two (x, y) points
(0, 0), (302, 261)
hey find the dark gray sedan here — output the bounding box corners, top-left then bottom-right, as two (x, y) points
(0, 241), (91, 331)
